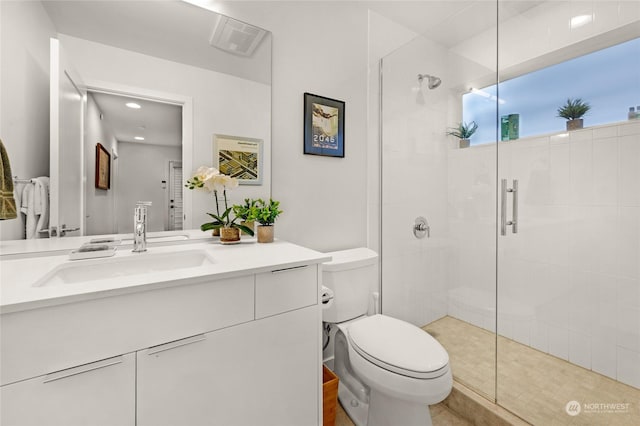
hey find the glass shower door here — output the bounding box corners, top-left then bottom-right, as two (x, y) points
(495, 1), (640, 424)
(379, 0), (499, 402)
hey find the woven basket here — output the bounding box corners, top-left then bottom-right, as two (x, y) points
(323, 365), (339, 426)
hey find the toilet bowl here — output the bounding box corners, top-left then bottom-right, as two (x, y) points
(333, 315), (452, 426)
(322, 248), (452, 426)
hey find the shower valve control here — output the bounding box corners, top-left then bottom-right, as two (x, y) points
(413, 216), (430, 239)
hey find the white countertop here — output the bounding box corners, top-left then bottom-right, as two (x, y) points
(0, 229), (211, 258)
(0, 239), (330, 314)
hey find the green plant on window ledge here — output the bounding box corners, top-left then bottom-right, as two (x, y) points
(446, 121), (478, 148)
(557, 98), (591, 131)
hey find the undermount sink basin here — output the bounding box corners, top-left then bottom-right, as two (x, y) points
(34, 249), (214, 287)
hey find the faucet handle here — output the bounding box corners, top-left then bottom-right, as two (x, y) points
(135, 201), (152, 223)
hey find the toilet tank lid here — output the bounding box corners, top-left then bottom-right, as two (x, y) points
(322, 248), (378, 272)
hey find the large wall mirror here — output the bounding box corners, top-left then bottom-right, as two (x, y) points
(0, 0), (271, 246)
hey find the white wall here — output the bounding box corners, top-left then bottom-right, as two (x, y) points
(56, 34), (271, 233)
(115, 142), (181, 234)
(0, 1), (56, 240)
(84, 93), (117, 235)
(224, 2), (370, 252)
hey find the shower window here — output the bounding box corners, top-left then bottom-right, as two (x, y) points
(464, 37), (640, 145)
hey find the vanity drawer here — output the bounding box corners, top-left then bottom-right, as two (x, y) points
(1, 275), (254, 386)
(255, 265), (318, 319)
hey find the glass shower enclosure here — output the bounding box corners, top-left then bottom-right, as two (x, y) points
(378, 1), (639, 424)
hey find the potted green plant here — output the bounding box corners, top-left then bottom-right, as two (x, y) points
(232, 198), (259, 235)
(557, 98), (591, 131)
(254, 198), (282, 243)
(185, 166), (254, 243)
(446, 121), (478, 148)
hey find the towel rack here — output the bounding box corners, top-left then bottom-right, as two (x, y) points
(12, 176), (34, 184)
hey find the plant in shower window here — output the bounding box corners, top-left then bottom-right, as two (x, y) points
(557, 98), (591, 131)
(446, 121), (478, 149)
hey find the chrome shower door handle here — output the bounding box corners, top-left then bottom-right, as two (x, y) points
(511, 179), (518, 234)
(501, 179), (507, 236)
(501, 179), (518, 235)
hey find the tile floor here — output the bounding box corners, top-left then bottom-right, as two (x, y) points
(424, 316), (640, 426)
(335, 400), (471, 426)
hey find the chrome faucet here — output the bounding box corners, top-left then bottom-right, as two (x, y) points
(132, 201), (152, 253)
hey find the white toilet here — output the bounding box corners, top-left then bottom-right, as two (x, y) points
(322, 248), (452, 426)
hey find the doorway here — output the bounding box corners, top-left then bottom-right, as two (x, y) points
(85, 91), (183, 234)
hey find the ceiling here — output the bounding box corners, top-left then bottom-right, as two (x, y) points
(41, 0), (272, 85)
(366, 1), (544, 48)
(90, 92), (182, 147)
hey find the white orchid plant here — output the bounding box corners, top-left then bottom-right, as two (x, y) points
(185, 166), (254, 235)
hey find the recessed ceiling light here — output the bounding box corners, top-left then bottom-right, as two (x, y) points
(570, 14), (592, 29)
(126, 102), (141, 109)
(134, 136), (145, 141)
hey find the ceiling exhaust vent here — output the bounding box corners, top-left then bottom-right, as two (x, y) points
(209, 15), (266, 57)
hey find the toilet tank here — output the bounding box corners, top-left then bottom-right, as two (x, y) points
(322, 248), (378, 323)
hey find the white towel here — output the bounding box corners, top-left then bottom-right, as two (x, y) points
(20, 183), (36, 239)
(33, 176), (49, 237)
(20, 177), (50, 239)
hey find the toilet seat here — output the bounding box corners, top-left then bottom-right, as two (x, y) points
(347, 315), (449, 379)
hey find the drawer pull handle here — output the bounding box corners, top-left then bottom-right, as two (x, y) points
(44, 356), (123, 383)
(147, 334), (206, 356)
(271, 265), (309, 274)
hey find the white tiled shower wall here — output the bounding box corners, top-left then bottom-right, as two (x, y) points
(448, 121), (640, 389)
(380, 34), (464, 328)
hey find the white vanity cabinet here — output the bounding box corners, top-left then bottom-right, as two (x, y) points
(0, 244), (326, 426)
(137, 306), (318, 426)
(138, 264), (320, 426)
(0, 353), (135, 426)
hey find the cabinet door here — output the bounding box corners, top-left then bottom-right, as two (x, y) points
(0, 353), (135, 426)
(137, 306), (320, 426)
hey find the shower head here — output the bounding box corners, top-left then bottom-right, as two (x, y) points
(418, 74), (441, 89)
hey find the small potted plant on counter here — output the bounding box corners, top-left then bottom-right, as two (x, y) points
(254, 198), (282, 243)
(446, 121), (478, 148)
(557, 98), (591, 131)
(232, 198), (259, 235)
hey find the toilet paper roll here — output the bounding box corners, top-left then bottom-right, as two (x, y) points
(321, 285), (334, 310)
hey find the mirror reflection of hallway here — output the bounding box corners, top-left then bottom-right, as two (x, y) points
(85, 91), (182, 234)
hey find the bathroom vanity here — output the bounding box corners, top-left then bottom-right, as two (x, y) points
(0, 240), (330, 426)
